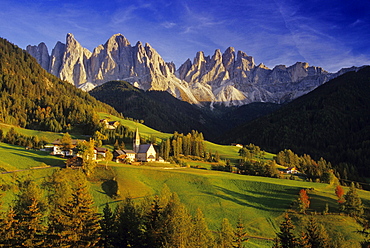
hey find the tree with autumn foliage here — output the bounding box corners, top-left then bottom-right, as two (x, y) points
(335, 185), (345, 211)
(297, 189), (310, 214)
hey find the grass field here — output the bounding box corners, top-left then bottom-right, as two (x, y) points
(90, 162), (369, 247)
(0, 142), (65, 171)
(0, 118), (369, 247)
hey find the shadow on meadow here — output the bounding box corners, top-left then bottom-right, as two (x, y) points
(202, 185), (299, 212)
(0, 144), (64, 168)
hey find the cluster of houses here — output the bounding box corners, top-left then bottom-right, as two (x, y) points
(50, 128), (162, 164)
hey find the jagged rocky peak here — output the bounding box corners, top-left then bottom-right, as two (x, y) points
(222, 47), (236, 71)
(235, 50), (255, 71)
(26, 42), (50, 71)
(105, 33), (131, 48)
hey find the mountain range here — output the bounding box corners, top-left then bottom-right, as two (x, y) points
(27, 33), (360, 107)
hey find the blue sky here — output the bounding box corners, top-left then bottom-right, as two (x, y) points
(1, 0), (370, 72)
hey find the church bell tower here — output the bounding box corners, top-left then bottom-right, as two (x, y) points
(133, 128), (140, 153)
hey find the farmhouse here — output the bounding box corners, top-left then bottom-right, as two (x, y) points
(94, 147), (108, 160)
(286, 166), (299, 174)
(100, 119), (119, 130)
(51, 139), (85, 157)
(113, 149), (136, 163)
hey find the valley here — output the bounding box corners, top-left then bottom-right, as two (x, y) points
(1, 34), (369, 247)
(0, 115), (368, 247)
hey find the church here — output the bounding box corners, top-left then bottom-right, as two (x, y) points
(133, 128), (157, 162)
(113, 128), (157, 163)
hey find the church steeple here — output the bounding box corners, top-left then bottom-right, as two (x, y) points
(133, 127), (140, 153)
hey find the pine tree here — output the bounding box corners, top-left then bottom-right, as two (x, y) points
(115, 197), (144, 248)
(145, 196), (164, 248)
(162, 193), (193, 248)
(276, 212), (298, 248)
(304, 217), (330, 248)
(344, 182), (364, 217)
(218, 218), (234, 248)
(3, 180), (47, 247)
(100, 203), (117, 248)
(0, 208), (20, 247)
(191, 208), (214, 247)
(232, 218), (248, 248)
(47, 178), (101, 247)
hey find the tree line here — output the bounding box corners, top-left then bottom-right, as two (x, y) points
(0, 127), (47, 149)
(159, 131), (206, 160)
(0, 168), (250, 248)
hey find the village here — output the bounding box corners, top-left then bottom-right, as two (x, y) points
(49, 124), (166, 168)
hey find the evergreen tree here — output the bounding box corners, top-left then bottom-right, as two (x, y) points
(0, 208), (20, 247)
(5, 180), (47, 247)
(115, 197), (144, 248)
(100, 203), (117, 248)
(162, 193), (193, 248)
(191, 208), (214, 248)
(145, 196), (164, 248)
(304, 217), (330, 248)
(276, 212), (298, 248)
(232, 218), (248, 248)
(47, 177), (101, 247)
(218, 218), (234, 248)
(344, 182), (364, 217)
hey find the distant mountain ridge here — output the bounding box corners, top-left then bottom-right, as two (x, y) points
(27, 33), (361, 106)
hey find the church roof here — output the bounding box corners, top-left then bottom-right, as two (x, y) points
(138, 144), (153, 153)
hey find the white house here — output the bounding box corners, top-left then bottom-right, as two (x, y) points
(113, 149), (136, 163)
(51, 139), (84, 156)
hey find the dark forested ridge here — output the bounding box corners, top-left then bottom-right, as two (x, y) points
(218, 66), (370, 178)
(90, 81), (280, 140)
(0, 38), (118, 133)
(90, 81), (224, 138)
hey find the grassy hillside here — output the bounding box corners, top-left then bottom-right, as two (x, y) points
(90, 163), (369, 247)
(0, 142), (64, 172)
(0, 127), (368, 247)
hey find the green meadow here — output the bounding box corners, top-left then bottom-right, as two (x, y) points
(0, 118), (369, 247)
(90, 163), (368, 247)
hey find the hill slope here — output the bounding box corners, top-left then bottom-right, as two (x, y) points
(0, 38), (118, 134)
(90, 81), (280, 140)
(90, 81), (223, 138)
(218, 66), (370, 178)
